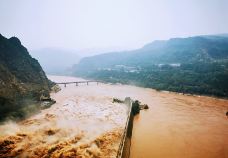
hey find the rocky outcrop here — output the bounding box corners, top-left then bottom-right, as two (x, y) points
(113, 97), (149, 115)
(0, 34), (53, 121)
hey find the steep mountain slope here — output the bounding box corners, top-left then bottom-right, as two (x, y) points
(73, 35), (228, 97)
(0, 34), (53, 121)
(75, 35), (228, 70)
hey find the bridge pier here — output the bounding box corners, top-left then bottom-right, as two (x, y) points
(87, 82), (88, 85)
(64, 84), (66, 87)
(76, 82), (78, 86)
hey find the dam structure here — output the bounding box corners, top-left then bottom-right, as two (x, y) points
(116, 97), (135, 158)
(57, 80), (136, 158)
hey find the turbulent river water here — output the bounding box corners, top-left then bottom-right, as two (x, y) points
(0, 76), (128, 158)
(1, 75), (228, 158)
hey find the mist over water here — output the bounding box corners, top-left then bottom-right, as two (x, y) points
(49, 76), (228, 158)
(0, 0), (228, 158)
(0, 76), (129, 157)
(0, 75), (228, 157)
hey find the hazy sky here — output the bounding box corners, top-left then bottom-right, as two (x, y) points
(0, 0), (228, 52)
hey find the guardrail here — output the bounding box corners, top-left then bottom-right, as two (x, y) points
(116, 97), (134, 158)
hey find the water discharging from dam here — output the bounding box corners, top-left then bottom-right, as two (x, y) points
(1, 75), (228, 158)
(0, 76), (129, 157)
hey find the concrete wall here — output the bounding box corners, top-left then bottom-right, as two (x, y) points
(117, 97), (135, 158)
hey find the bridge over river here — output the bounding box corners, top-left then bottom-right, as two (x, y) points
(52, 75), (228, 158)
(56, 80), (100, 87)
(56, 78), (134, 158)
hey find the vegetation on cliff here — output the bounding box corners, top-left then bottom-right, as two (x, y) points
(0, 34), (53, 121)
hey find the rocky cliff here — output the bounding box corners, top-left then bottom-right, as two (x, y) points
(0, 34), (53, 121)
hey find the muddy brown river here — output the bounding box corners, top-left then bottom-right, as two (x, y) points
(129, 89), (228, 158)
(1, 75), (228, 158)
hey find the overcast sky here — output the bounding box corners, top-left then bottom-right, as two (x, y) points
(0, 0), (228, 53)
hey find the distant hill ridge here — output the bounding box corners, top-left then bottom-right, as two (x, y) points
(0, 34), (53, 121)
(73, 34), (228, 97)
(76, 35), (228, 68)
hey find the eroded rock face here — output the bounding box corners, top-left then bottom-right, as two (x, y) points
(0, 34), (52, 121)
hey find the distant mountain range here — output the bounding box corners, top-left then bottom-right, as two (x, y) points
(0, 34), (52, 121)
(30, 46), (126, 75)
(30, 48), (80, 75)
(73, 34), (228, 97)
